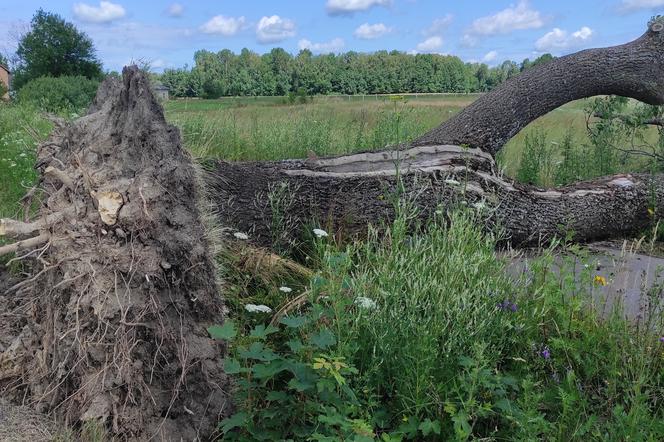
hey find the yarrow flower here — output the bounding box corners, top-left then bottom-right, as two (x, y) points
(279, 286), (292, 293)
(244, 304), (272, 313)
(233, 232), (249, 240)
(354, 296), (377, 310)
(497, 299), (518, 312)
(313, 228), (328, 238)
(593, 275), (607, 286)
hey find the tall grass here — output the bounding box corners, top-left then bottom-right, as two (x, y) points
(0, 103), (51, 218)
(219, 204), (664, 440)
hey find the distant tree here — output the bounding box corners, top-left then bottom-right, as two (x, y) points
(12, 9), (102, 89)
(0, 52), (8, 67)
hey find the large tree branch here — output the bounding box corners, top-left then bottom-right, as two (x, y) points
(413, 21), (664, 156)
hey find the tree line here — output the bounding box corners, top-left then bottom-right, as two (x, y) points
(160, 49), (555, 99)
(2, 8), (556, 103)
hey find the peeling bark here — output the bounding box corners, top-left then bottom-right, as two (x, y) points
(210, 148), (660, 247)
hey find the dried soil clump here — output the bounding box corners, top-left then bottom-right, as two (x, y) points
(0, 67), (230, 440)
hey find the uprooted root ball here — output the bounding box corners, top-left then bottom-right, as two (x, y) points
(0, 66), (231, 441)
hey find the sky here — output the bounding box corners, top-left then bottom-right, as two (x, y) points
(0, 0), (662, 71)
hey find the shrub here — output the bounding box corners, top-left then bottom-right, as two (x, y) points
(17, 75), (99, 113)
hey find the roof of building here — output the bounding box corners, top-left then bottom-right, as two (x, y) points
(0, 64), (9, 74)
(152, 82), (169, 91)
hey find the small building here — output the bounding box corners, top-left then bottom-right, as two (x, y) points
(153, 82), (169, 101)
(0, 64), (10, 100)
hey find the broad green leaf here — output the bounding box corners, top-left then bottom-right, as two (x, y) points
(252, 360), (287, 379)
(310, 328), (336, 349)
(223, 357), (244, 374)
(238, 342), (279, 361)
(219, 411), (248, 433)
(279, 315), (309, 328)
(207, 321), (236, 340)
(418, 418), (441, 436)
(250, 324), (279, 339)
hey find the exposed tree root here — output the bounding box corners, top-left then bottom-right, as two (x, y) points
(0, 67), (231, 441)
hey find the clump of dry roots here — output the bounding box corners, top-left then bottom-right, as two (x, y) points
(0, 66), (230, 440)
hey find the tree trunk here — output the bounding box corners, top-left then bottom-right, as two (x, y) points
(209, 19), (664, 247)
(414, 19), (664, 156)
(209, 146), (659, 247)
(0, 67), (230, 441)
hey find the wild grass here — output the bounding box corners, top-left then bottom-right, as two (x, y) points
(218, 205), (664, 440)
(164, 95), (591, 176)
(0, 103), (51, 219)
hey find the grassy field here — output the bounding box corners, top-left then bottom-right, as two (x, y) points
(0, 95), (663, 440)
(163, 94), (591, 177)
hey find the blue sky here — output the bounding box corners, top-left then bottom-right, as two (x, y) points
(0, 0), (662, 71)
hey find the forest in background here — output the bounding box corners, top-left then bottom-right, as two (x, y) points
(159, 48), (555, 98)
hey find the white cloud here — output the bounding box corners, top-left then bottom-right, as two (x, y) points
(535, 26), (593, 52)
(619, 0), (664, 12)
(73, 1), (126, 24)
(463, 1), (544, 46)
(415, 36), (443, 53)
(423, 14), (453, 36)
(166, 3), (183, 18)
(298, 37), (345, 54)
(200, 15), (246, 36)
(256, 15), (296, 44)
(326, 0), (391, 16)
(482, 50), (499, 63)
(354, 23), (392, 39)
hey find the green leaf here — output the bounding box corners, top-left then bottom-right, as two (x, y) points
(310, 328), (336, 349)
(452, 412), (472, 439)
(279, 315), (309, 328)
(252, 360), (287, 380)
(207, 321), (236, 340)
(223, 357), (244, 374)
(311, 276), (328, 290)
(249, 324), (279, 340)
(287, 338), (306, 353)
(418, 418), (441, 436)
(266, 391), (289, 402)
(238, 342), (279, 361)
(219, 411), (248, 433)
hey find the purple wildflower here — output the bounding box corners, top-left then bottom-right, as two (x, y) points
(497, 299), (518, 312)
(660, 336), (664, 343)
(540, 346), (551, 360)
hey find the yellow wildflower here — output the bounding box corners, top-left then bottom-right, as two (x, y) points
(594, 275), (607, 286)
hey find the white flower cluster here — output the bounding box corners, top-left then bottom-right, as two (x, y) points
(244, 304), (272, 313)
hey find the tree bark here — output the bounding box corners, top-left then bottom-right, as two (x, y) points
(413, 20), (664, 156)
(209, 146), (659, 247)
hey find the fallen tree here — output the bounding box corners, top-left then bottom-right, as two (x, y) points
(0, 16), (663, 442)
(0, 67), (230, 440)
(210, 18), (664, 247)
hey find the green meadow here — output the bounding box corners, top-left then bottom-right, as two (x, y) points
(163, 94), (589, 178)
(0, 94), (663, 440)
